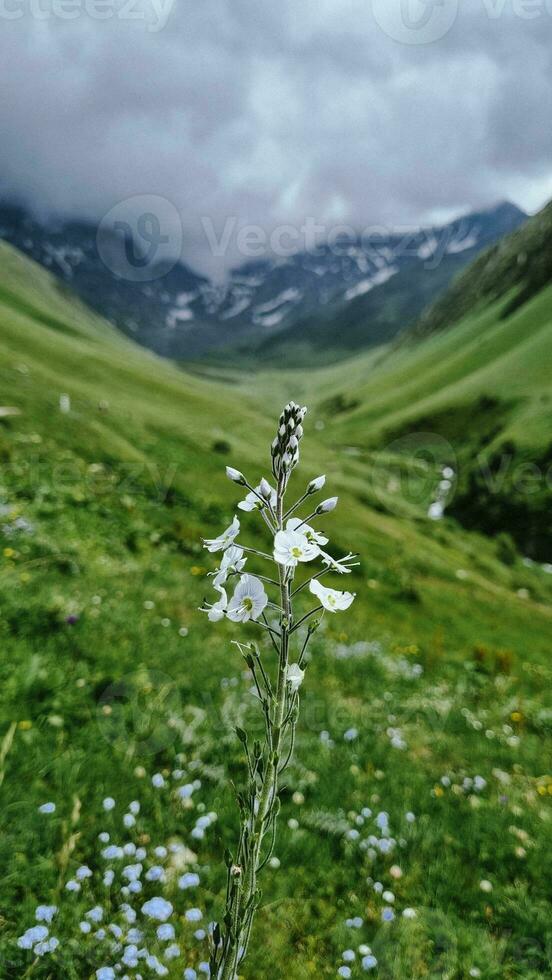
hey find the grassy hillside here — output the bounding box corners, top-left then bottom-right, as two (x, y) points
(277, 209), (551, 560)
(1, 241), (552, 978)
(415, 198), (552, 339)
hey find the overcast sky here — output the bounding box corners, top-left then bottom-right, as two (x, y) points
(1, 0), (552, 276)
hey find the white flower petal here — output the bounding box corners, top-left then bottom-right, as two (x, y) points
(274, 530), (320, 566)
(227, 575), (268, 622)
(309, 577), (355, 612)
(286, 663), (305, 693)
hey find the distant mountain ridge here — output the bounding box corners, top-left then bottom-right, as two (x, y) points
(238, 202), (527, 366)
(413, 198), (552, 338)
(0, 197), (526, 362)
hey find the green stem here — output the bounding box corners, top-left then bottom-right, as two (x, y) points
(219, 475), (293, 979)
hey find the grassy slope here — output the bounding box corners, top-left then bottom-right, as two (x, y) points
(1, 241), (552, 978)
(415, 198), (552, 339)
(315, 287), (552, 451)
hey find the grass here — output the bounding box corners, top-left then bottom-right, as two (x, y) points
(1, 240), (552, 978)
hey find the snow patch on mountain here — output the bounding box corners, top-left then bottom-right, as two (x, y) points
(345, 266), (398, 301)
(447, 231), (479, 254)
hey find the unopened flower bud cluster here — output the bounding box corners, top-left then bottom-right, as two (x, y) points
(271, 401), (307, 479)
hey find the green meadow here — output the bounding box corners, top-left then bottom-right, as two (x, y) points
(1, 239), (552, 978)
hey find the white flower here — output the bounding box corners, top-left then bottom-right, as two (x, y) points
(286, 663), (305, 693)
(274, 529), (320, 566)
(310, 578), (355, 612)
(316, 496), (338, 514)
(238, 482), (276, 512)
(199, 585), (228, 623)
(102, 797), (116, 811)
(286, 517), (328, 547)
(227, 575), (268, 623)
(203, 516), (240, 553)
(320, 551), (359, 574)
(225, 466), (245, 485)
(211, 546), (246, 587)
(307, 475), (326, 493)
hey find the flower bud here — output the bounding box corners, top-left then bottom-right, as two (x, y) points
(307, 475), (326, 494)
(316, 496), (338, 514)
(295, 425), (304, 440)
(289, 435), (298, 451)
(226, 466), (246, 485)
(259, 478), (272, 499)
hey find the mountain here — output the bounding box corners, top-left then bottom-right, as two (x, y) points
(413, 197), (552, 338)
(0, 198), (526, 362)
(230, 202), (527, 366)
(306, 198), (552, 558)
(0, 200), (213, 358)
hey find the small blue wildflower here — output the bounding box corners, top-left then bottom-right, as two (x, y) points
(142, 897), (173, 922)
(185, 908), (202, 923)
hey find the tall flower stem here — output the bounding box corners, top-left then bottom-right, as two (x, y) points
(218, 477), (292, 980)
(204, 402), (356, 979)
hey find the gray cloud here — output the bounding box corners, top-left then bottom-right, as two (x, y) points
(1, 0), (552, 276)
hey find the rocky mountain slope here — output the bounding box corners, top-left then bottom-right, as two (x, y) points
(0, 199), (526, 361)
